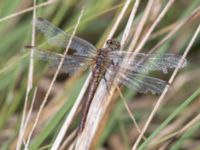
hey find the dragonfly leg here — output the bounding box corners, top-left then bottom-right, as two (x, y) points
(111, 59), (119, 67)
(103, 75), (111, 96)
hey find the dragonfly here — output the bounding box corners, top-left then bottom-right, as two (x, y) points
(27, 18), (187, 132)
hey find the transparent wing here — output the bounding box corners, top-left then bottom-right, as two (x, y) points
(35, 17), (97, 57)
(118, 72), (168, 94)
(105, 67), (168, 95)
(108, 51), (187, 74)
(34, 48), (93, 74)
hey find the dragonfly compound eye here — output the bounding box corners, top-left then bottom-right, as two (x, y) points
(106, 39), (121, 50)
(106, 39), (113, 46)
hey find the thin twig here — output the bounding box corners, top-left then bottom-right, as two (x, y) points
(28, 0), (37, 97)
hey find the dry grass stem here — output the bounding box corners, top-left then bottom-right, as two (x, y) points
(28, 0), (36, 92)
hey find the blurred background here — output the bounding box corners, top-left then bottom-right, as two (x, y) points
(0, 0), (200, 149)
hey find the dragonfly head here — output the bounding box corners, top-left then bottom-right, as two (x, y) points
(106, 39), (121, 50)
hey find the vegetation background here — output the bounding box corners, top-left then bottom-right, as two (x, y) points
(0, 0), (200, 149)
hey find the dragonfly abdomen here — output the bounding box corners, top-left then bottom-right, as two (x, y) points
(79, 70), (102, 132)
(79, 49), (110, 132)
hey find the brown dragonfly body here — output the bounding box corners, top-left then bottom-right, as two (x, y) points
(29, 18), (187, 133)
(80, 40), (120, 132)
(80, 49), (109, 132)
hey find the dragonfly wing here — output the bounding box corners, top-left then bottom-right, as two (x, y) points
(118, 72), (168, 94)
(35, 17), (97, 57)
(105, 67), (168, 94)
(34, 48), (92, 75)
(108, 51), (187, 74)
